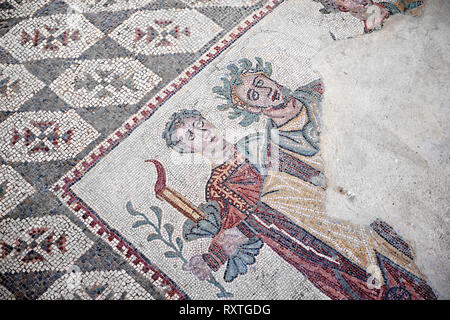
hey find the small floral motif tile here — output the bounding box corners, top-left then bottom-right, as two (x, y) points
(0, 215), (93, 273)
(0, 110), (99, 162)
(50, 57), (162, 108)
(110, 9), (223, 56)
(0, 14), (104, 62)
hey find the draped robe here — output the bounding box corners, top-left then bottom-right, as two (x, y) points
(200, 149), (436, 300)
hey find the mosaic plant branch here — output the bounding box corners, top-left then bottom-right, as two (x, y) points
(126, 202), (233, 298)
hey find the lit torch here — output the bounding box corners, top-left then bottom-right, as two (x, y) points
(145, 159), (205, 222)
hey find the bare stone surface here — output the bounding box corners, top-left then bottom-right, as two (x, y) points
(315, 0), (449, 299)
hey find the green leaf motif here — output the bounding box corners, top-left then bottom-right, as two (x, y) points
(239, 114), (259, 127)
(408, 1), (422, 10)
(150, 206), (162, 228)
(176, 237), (183, 252)
(126, 201), (141, 216)
(238, 58), (252, 71)
(228, 110), (242, 120)
(381, 2), (401, 14)
(212, 86), (225, 95)
(147, 233), (160, 242)
(164, 251), (178, 258)
(127, 200), (233, 298)
(164, 223), (174, 239)
(265, 61), (272, 77)
(226, 64), (239, 76)
(217, 104), (231, 111)
(239, 116), (253, 127)
(132, 220), (148, 228)
(221, 77), (231, 92)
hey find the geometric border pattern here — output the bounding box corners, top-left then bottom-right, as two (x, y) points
(63, 0), (156, 14)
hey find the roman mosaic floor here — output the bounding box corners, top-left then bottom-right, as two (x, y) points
(0, 0), (448, 300)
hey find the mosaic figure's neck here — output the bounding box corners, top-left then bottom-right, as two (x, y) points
(263, 97), (302, 127)
(203, 139), (236, 168)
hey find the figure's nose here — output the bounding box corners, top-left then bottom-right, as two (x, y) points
(198, 128), (210, 140)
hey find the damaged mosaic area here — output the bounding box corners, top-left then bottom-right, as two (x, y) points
(1, 0), (442, 301)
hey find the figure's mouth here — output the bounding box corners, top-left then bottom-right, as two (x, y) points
(270, 95), (291, 110)
(272, 90), (279, 101)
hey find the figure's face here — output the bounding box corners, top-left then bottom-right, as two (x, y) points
(334, 0), (370, 11)
(364, 3), (389, 30)
(234, 72), (286, 113)
(172, 116), (222, 154)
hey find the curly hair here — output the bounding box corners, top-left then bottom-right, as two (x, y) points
(213, 57), (272, 127)
(161, 109), (202, 153)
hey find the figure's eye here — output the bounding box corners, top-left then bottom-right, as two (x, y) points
(255, 79), (264, 87)
(248, 89), (259, 101)
(195, 119), (204, 128)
